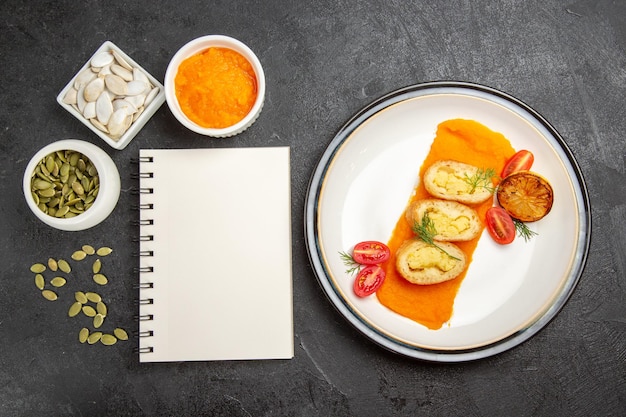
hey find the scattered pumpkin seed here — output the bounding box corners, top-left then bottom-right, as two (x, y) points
(71, 250), (87, 261)
(34, 274), (45, 290)
(47, 258), (58, 271)
(87, 331), (102, 344)
(82, 305), (97, 317)
(30, 263), (46, 273)
(100, 334), (117, 346)
(96, 247), (113, 256)
(79, 328), (89, 343)
(68, 302), (82, 317)
(75, 291), (88, 304)
(82, 245), (95, 255)
(58, 259), (71, 273)
(93, 313), (105, 328)
(113, 328), (129, 341)
(96, 301), (107, 316)
(86, 292), (101, 303)
(41, 290), (58, 301)
(93, 273), (108, 285)
(50, 277), (67, 287)
(92, 259), (102, 274)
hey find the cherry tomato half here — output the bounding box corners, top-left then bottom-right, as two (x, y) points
(352, 241), (390, 265)
(353, 265), (386, 297)
(485, 206), (516, 245)
(501, 150), (534, 178)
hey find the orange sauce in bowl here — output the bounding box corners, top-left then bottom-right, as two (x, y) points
(376, 119), (516, 330)
(174, 47), (257, 129)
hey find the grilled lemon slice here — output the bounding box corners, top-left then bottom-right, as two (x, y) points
(496, 171), (554, 222)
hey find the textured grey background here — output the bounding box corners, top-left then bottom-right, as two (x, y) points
(1, 0), (625, 416)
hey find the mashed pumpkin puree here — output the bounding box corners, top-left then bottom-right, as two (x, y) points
(175, 47), (257, 129)
(376, 119), (515, 330)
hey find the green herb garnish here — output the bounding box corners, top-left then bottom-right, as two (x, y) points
(339, 251), (361, 276)
(513, 218), (538, 241)
(464, 167), (497, 194)
(412, 212), (461, 261)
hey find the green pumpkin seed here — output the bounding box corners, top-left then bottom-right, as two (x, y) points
(33, 179), (53, 190)
(30, 263), (46, 273)
(79, 328), (89, 343)
(41, 290), (57, 301)
(38, 188), (56, 198)
(50, 277), (66, 287)
(45, 155), (56, 173)
(82, 245), (95, 255)
(69, 152), (80, 167)
(82, 305), (97, 317)
(71, 250), (87, 261)
(113, 328), (129, 341)
(92, 259), (101, 273)
(54, 206), (70, 218)
(96, 247), (113, 256)
(93, 273), (108, 285)
(93, 313), (105, 328)
(96, 301), (107, 316)
(86, 292), (101, 303)
(87, 331), (102, 344)
(75, 291), (88, 304)
(68, 302), (82, 317)
(34, 274), (45, 290)
(58, 259), (71, 273)
(100, 334), (117, 346)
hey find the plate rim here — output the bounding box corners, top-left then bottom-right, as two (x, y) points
(304, 81), (592, 362)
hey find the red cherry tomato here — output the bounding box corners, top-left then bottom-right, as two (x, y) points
(501, 150), (534, 178)
(485, 207), (516, 245)
(352, 241), (390, 265)
(353, 265), (386, 297)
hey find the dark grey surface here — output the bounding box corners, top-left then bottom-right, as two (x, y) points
(1, 0), (624, 416)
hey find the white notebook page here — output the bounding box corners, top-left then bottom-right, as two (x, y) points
(138, 147), (293, 362)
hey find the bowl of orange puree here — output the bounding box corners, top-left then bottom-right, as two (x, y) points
(164, 35), (265, 137)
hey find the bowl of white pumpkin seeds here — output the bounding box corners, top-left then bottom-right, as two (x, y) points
(23, 139), (121, 231)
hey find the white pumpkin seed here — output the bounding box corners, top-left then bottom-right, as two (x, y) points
(91, 51), (114, 68)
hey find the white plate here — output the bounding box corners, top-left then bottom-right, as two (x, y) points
(305, 81), (591, 362)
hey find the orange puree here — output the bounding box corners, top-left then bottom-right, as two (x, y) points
(376, 119), (516, 330)
(175, 47), (257, 129)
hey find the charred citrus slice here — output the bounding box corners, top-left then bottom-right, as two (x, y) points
(496, 171), (554, 222)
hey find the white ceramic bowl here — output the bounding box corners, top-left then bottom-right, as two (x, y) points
(164, 35), (265, 137)
(23, 140), (121, 231)
(57, 41), (165, 150)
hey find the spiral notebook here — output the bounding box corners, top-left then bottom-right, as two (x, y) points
(137, 147), (293, 362)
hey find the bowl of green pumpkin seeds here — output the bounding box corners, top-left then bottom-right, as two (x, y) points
(23, 139), (121, 231)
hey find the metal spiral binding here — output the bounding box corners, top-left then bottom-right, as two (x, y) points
(136, 155), (155, 356)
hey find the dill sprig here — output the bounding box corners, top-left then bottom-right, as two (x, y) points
(513, 218), (538, 241)
(339, 251), (361, 276)
(412, 213), (461, 261)
(464, 167), (497, 194)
